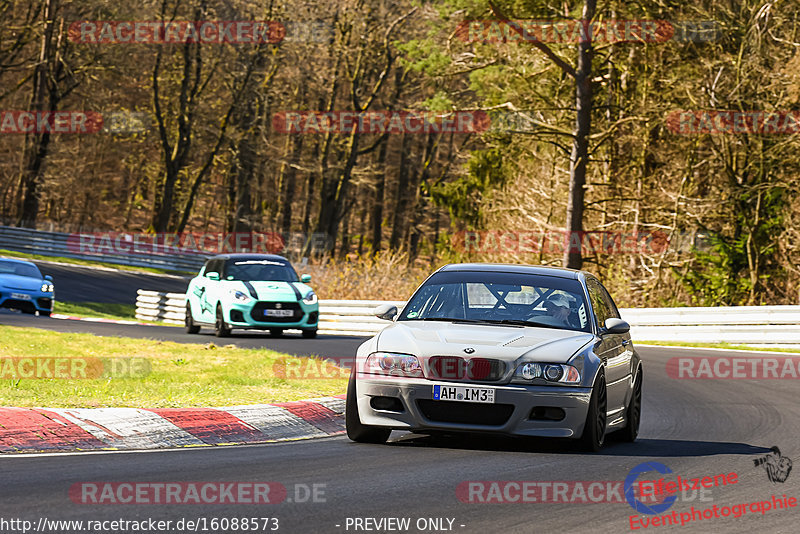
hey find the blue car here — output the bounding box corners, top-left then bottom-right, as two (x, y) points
(185, 254), (319, 338)
(0, 258), (54, 316)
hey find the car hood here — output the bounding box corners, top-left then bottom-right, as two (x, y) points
(229, 280), (311, 301)
(0, 275), (42, 291)
(376, 321), (595, 364)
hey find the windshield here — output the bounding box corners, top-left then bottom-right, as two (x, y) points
(222, 259), (298, 282)
(0, 260), (42, 279)
(398, 270), (591, 332)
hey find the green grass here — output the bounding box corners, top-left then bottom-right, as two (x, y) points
(0, 248), (192, 275)
(54, 301), (138, 321)
(638, 340), (800, 354)
(0, 326), (347, 408)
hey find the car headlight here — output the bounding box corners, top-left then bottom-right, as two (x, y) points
(40, 282), (54, 293)
(364, 352), (422, 377)
(302, 290), (318, 305)
(230, 289), (251, 302)
(513, 362), (581, 384)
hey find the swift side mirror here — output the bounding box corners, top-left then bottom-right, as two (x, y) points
(374, 303), (398, 321)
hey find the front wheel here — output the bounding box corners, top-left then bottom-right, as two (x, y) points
(614, 370), (642, 443)
(578, 373), (607, 452)
(185, 303), (200, 334)
(346, 370), (391, 444)
(215, 305), (231, 337)
(302, 329), (317, 339)
(269, 328), (283, 337)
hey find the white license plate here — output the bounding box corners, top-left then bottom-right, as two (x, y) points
(433, 384), (495, 403)
(264, 309), (293, 317)
(11, 293), (31, 300)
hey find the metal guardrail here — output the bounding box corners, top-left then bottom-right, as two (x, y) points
(135, 291), (800, 348)
(0, 225), (207, 272)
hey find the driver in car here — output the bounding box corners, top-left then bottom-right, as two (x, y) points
(544, 293), (572, 327)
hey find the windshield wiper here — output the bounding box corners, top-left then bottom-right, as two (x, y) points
(406, 317), (485, 323)
(405, 317), (526, 327)
(483, 319), (565, 330)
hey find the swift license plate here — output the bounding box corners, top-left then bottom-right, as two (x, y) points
(264, 309), (293, 317)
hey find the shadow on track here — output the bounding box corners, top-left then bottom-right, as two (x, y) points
(385, 433), (772, 458)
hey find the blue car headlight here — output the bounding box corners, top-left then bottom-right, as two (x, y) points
(40, 282), (54, 293)
(229, 289), (251, 302)
(302, 290), (318, 305)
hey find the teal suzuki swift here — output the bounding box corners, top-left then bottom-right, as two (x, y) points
(185, 254), (319, 338)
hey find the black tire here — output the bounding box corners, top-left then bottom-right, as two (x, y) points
(302, 329), (317, 339)
(579, 373), (607, 452)
(269, 328), (284, 337)
(346, 370), (391, 444)
(215, 305), (231, 337)
(185, 303), (200, 334)
(38, 310), (51, 317)
(614, 369), (642, 443)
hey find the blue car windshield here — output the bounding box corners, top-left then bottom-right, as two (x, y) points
(0, 260), (41, 279)
(223, 259), (298, 282)
(398, 270), (591, 332)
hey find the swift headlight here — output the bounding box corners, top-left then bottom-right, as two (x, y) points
(40, 282), (54, 293)
(364, 352), (422, 377)
(230, 289), (251, 302)
(302, 290), (318, 305)
(513, 363), (581, 384)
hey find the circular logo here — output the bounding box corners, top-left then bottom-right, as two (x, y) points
(463, 347), (475, 354)
(624, 461), (677, 515)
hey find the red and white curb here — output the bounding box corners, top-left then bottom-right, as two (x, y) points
(0, 395), (345, 453)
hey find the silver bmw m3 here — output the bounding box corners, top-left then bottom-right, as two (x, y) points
(346, 263), (642, 451)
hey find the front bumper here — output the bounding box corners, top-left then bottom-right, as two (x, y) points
(223, 300), (319, 330)
(356, 376), (592, 438)
(0, 290), (53, 313)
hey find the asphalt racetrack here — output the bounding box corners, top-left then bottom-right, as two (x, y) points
(29, 261), (191, 304)
(2, 303), (798, 533)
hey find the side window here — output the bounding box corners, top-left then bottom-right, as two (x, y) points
(205, 260), (221, 277)
(587, 279), (611, 328)
(599, 283), (621, 319)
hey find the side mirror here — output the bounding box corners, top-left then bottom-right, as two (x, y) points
(603, 317), (630, 334)
(44, 275), (53, 281)
(207, 272), (220, 281)
(300, 274), (312, 283)
(374, 303), (398, 321)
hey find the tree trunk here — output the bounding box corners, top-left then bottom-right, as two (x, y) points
(16, 0), (59, 228)
(563, 0), (597, 269)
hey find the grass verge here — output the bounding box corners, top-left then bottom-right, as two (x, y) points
(0, 325), (347, 408)
(54, 301), (138, 321)
(0, 248), (191, 276)
(638, 340), (800, 354)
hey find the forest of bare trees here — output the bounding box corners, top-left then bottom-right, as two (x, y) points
(1, 0), (799, 306)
